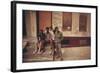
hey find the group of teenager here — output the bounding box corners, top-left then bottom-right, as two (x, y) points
(36, 26), (63, 61)
(23, 26), (63, 61)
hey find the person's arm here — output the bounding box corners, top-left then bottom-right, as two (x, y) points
(37, 33), (40, 41)
(60, 32), (63, 41)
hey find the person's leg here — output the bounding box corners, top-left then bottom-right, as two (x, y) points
(53, 49), (56, 61)
(53, 42), (58, 61)
(55, 42), (59, 58)
(58, 43), (63, 61)
(37, 41), (42, 54)
(50, 40), (54, 55)
(40, 40), (46, 54)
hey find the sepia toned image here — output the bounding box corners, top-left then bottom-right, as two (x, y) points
(11, 1), (97, 72)
(22, 10), (91, 63)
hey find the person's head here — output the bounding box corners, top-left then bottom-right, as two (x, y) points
(49, 26), (53, 30)
(55, 27), (59, 31)
(45, 27), (49, 32)
(40, 29), (44, 33)
(46, 27), (49, 30)
(54, 27), (59, 33)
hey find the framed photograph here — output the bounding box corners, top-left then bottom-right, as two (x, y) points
(11, 1), (98, 72)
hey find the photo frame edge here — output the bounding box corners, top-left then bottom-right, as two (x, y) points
(11, 1), (98, 72)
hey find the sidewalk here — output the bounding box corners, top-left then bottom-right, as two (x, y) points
(23, 46), (91, 63)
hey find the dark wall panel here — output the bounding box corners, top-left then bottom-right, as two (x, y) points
(39, 11), (52, 31)
(79, 13), (88, 31)
(61, 37), (90, 47)
(63, 12), (72, 31)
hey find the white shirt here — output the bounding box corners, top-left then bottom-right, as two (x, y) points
(49, 30), (55, 40)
